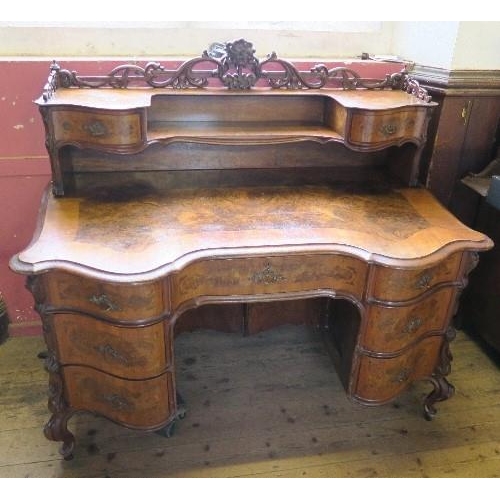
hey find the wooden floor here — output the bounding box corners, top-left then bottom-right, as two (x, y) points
(1, 325), (500, 478)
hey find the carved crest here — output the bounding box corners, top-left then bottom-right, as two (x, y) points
(41, 38), (430, 102)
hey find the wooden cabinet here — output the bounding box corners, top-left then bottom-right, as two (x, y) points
(10, 40), (493, 459)
(412, 67), (500, 226)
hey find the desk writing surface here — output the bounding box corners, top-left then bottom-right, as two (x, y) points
(18, 182), (491, 278)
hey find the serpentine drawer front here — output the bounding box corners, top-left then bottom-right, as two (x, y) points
(347, 108), (429, 149)
(40, 271), (166, 321)
(369, 252), (464, 302)
(170, 254), (368, 310)
(63, 367), (174, 429)
(362, 287), (456, 353)
(9, 40), (493, 459)
(50, 108), (145, 150)
(50, 315), (170, 379)
(353, 335), (442, 404)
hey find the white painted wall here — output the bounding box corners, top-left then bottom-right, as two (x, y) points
(0, 20), (499, 69)
(391, 21), (500, 70)
(452, 22), (500, 70)
(0, 21), (392, 60)
(391, 22), (459, 69)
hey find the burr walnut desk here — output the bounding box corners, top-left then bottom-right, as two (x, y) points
(10, 40), (492, 459)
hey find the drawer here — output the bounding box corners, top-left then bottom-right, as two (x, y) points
(353, 335), (442, 403)
(348, 108), (428, 148)
(51, 108), (144, 149)
(362, 287), (455, 352)
(43, 271), (165, 322)
(52, 314), (170, 379)
(171, 254), (368, 309)
(370, 252), (463, 302)
(63, 366), (174, 428)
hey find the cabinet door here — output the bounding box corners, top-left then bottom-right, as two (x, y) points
(448, 97), (500, 224)
(425, 97), (471, 206)
(426, 95), (500, 216)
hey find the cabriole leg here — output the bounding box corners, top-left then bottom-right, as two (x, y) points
(44, 411), (75, 460)
(423, 375), (455, 420)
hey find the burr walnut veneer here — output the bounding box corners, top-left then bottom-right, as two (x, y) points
(10, 42), (492, 459)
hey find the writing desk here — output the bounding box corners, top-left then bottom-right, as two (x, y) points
(10, 40), (492, 459)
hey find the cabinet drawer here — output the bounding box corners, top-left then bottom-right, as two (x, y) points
(63, 366), (174, 428)
(363, 287), (454, 352)
(354, 335), (442, 403)
(348, 108), (428, 148)
(51, 108), (144, 149)
(370, 252), (463, 302)
(43, 271), (165, 321)
(52, 314), (170, 378)
(171, 254), (368, 309)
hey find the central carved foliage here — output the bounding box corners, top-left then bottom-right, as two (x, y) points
(218, 39), (260, 89)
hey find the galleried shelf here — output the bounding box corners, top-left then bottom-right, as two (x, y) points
(36, 39), (435, 196)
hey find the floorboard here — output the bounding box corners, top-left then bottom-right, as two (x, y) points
(0, 326), (499, 478)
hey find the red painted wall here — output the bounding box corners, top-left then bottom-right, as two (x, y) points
(0, 58), (403, 336)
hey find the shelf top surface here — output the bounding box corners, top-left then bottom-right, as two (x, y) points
(14, 183), (491, 279)
(37, 87), (437, 111)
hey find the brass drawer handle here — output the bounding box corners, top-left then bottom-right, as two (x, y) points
(380, 123), (398, 136)
(250, 263), (286, 285)
(102, 393), (134, 411)
(392, 367), (411, 384)
(402, 316), (423, 335)
(95, 344), (128, 365)
(89, 293), (120, 312)
(416, 271), (433, 289)
(82, 119), (108, 137)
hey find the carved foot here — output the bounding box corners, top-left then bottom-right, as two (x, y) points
(155, 392), (187, 438)
(155, 419), (177, 438)
(423, 375), (455, 420)
(176, 391), (187, 420)
(44, 412), (75, 460)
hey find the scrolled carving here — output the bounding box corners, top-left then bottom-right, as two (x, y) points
(43, 352), (60, 373)
(423, 326), (457, 419)
(41, 61), (61, 101)
(40, 39), (431, 99)
(392, 72), (432, 103)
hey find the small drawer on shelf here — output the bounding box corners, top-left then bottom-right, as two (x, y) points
(353, 335), (442, 403)
(363, 287), (454, 352)
(347, 108), (428, 149)
(52, 314), (170, 379)
(43, 271), (166, 322)
(51, 108), (144, 149)
(63, 366), (174, 428)
(171, 254), (368, 309)
(369, 252), (463, 302)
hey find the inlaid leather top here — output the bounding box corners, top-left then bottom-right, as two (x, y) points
(16, 183), (492, 279)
